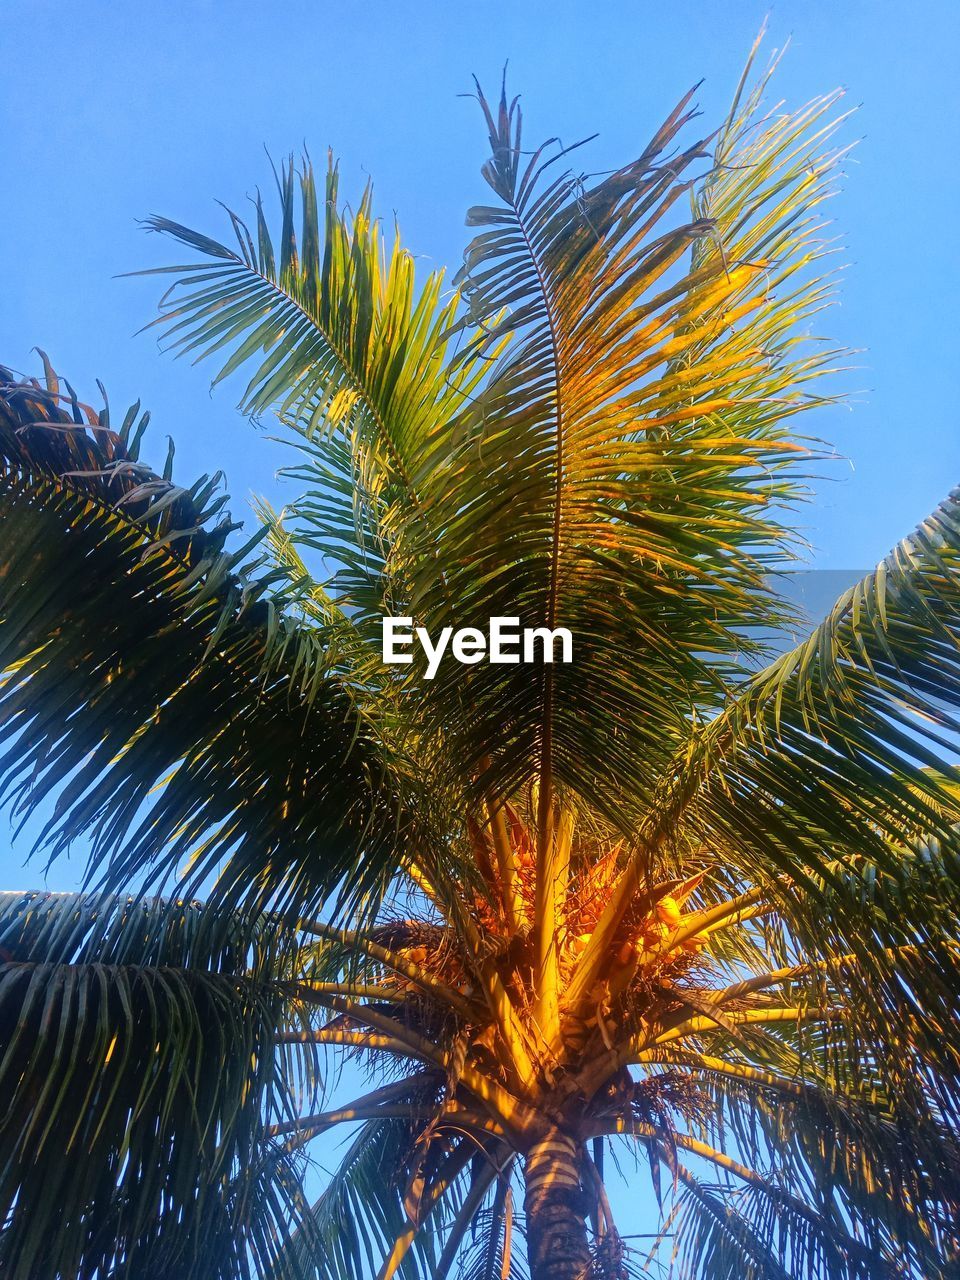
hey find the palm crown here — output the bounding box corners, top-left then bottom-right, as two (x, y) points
(1, 47), (959, 1280)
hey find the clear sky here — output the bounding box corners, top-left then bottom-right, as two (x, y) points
(2, 0), (959, 1260)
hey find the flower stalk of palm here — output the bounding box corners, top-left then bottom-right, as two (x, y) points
(2, 41), (960, 1280)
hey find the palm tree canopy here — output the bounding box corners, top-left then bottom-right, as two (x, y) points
(2, 48), (960, 1280)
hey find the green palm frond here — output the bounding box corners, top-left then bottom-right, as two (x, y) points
(394, 64), (846, 818)
(660, 1035), (960, 1274)
(0, 890), (308, 1280)
(449, 1190), (526, 1280)
(0, 366), (410, 918)
(268, 1114), (497, 1280)
(701, 486), (960, 835)
(637, 489), (960, 1092)
(267, 1116), (406, 1279)
(139, 157), (490, 640)
(663, 1070), (957, 1280)
(672, 1166), (842, 1280)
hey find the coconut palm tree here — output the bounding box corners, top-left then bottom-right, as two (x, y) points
(2, 48), (960, 1280)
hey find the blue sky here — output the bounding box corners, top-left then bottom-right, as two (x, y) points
(2, 0), (959, 1261)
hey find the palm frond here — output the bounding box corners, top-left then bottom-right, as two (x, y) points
(657, 1043), (960, 1276)
(140, 156), (489, 640)
(400, 65), (846, 818)
(672, 1165), (854, 1280)
(267, 1115), (490, 1280)
(0, 890), (307, 1280)
(0, 365), (410, 919)
(452, 1190), (527, 1280)
(643, 488), (960, 1097)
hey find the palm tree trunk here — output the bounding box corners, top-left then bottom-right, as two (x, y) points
(523, 1133), (591, 1280)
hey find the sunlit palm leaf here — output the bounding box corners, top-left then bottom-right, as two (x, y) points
(401, 64), (846, 819)
(140, 157), (489, 645)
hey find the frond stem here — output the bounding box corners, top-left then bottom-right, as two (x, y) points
(298, 919), (476, 1018)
